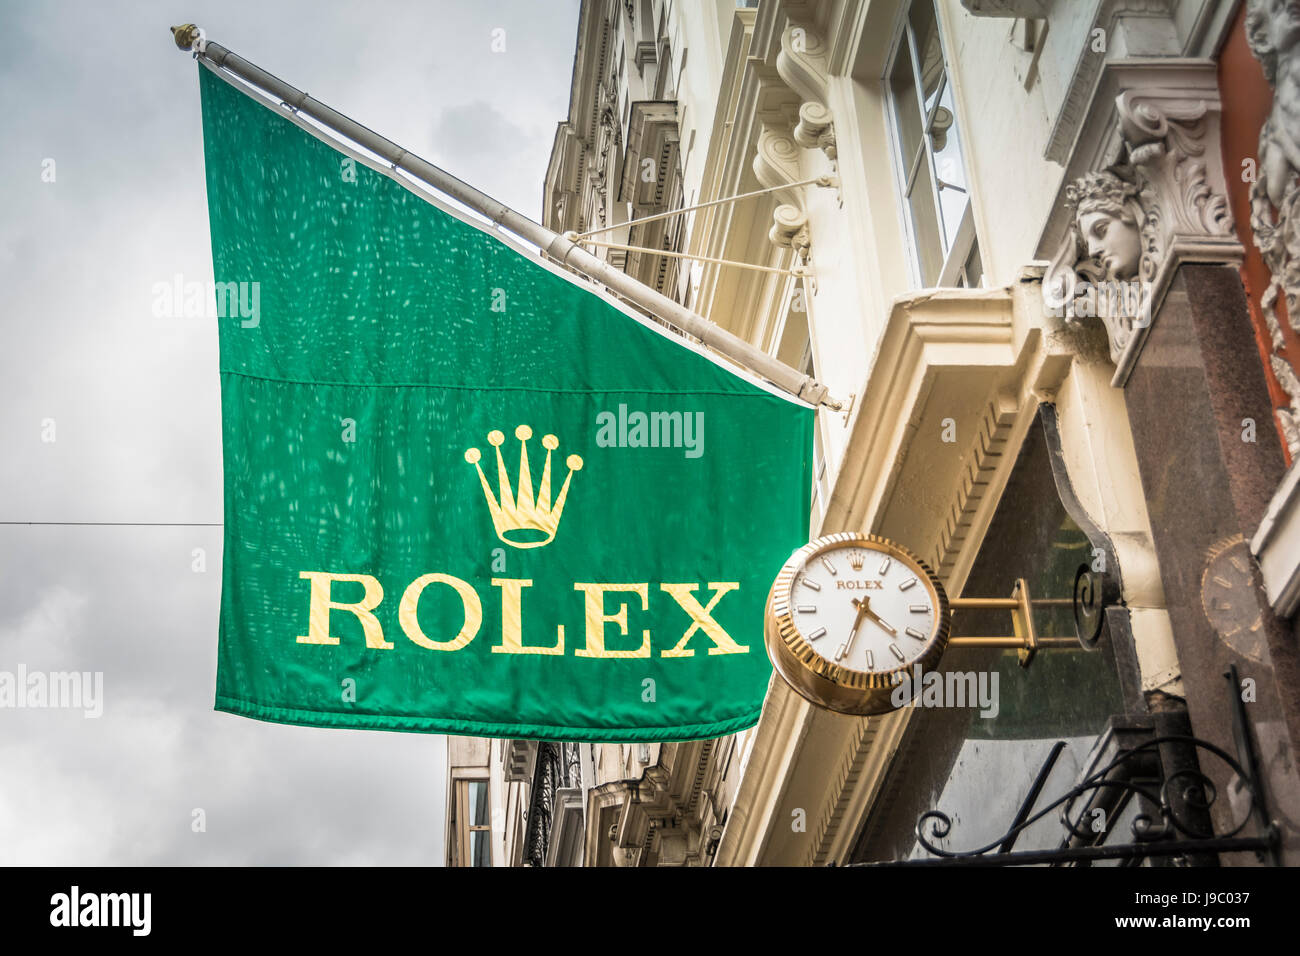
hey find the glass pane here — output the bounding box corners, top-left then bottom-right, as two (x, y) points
(469, 829), (490, 867)
(889, 42), (924, 179)
(930, 79), (969, 252)
(908, 158), (944, 286)
(909, 0), (943, 109)
(468, 780), (489, 826)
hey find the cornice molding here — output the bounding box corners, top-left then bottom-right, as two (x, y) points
(1044, 0), (1178, 165)
(822, 289), (1020, 533)
(929, 392), (1020, 578)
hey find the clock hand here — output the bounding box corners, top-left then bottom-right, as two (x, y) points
(852, 596), (897, 635)
(836, 596), (872, 661)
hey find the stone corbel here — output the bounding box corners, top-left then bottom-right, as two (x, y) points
(753, 121), (803, 209)
(793, 103), (836, 162)
(754, 119), (815, 263)
(769, 204), (811, 265)
(1116, 88), (1235, 239)
(777, 23), (836, 162)
(1039, 62), (1243, 387)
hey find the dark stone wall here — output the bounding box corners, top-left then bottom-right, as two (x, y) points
(1124, 264), (1300, 863)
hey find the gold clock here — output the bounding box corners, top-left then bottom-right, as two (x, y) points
(765, 532), (951, 715)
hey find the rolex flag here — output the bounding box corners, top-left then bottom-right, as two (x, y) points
(198, 62), (812, 741)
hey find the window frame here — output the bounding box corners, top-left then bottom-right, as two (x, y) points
(882, 0), (979, 290)
(453, 777), (492, 868)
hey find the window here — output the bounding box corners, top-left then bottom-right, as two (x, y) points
(885, 0), (979, 289)
(453, 779), (491, 867)
(774, 291), (828, 531)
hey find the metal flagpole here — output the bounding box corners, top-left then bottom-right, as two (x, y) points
(170, 25), (844, 411)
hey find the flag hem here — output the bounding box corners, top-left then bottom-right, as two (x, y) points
(214, 694), (762, 743)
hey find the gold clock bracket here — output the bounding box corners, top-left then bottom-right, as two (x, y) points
(946, 578), (1079, 667)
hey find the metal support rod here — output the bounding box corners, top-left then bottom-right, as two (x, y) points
(945, 579), (1058, 664)
(572, 238), (808, 276)
(949, 597), (1020, 610)
(946, 637), (1078, 648)
(170, 25), (842, 410)
(998, 741), (1066, 854)
(572, 176), (837, 240)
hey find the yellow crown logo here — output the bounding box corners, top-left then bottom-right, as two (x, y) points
(848, 551), (865, 571)
(465, 425), (583, 549)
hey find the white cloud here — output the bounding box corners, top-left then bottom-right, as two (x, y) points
(0, 0), (576, 865)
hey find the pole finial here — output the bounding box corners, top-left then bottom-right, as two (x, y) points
(171, 24), (204, 52)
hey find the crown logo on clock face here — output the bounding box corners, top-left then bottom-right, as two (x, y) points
(848, 551), (866, 571)
(465, 425), (583, 549)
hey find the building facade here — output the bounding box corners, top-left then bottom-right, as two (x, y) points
(445, 0), (1300, 867)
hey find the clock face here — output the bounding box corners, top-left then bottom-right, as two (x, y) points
(766, 532), (951, 715)
(1201, 534), (1266, 663)
(787, 543), (938, 672)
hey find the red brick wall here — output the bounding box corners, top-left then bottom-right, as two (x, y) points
(1218, 2), (1296, 464)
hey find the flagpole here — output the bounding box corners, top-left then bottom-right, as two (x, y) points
(170, 25), (843, 411)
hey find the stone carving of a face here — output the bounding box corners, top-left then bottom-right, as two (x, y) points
(1078, 208), (1143, 281)
(1042, 169), (1156, 364)
(1061, 170), (1152, 285)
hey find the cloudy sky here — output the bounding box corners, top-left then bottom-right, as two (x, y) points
(0, 0), (579, 865)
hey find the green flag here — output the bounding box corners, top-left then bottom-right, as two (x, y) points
(198, 63), (813, 741)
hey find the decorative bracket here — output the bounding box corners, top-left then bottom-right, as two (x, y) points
(946, 568), (1106, 667)
(769, 204), (812, 265)
(777, 24), (836, 163)
(1039, 62), (1242, 386)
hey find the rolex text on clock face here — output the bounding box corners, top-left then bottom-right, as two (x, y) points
(788, 544), (937, 673)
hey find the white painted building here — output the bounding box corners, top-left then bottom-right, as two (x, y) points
(446, 0), (1300, 867)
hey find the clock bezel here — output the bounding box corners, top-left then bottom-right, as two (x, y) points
(765, 532), (952, 716)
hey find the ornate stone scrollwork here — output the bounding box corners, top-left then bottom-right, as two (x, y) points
(748, 18), (838, 261)
(1115, 90), (1233, 237)
(777, 23), (836, 163)
(1043, 84), (1239, 380)
(1244, 0), (1300, 458)
(753, 123), (803, 206)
